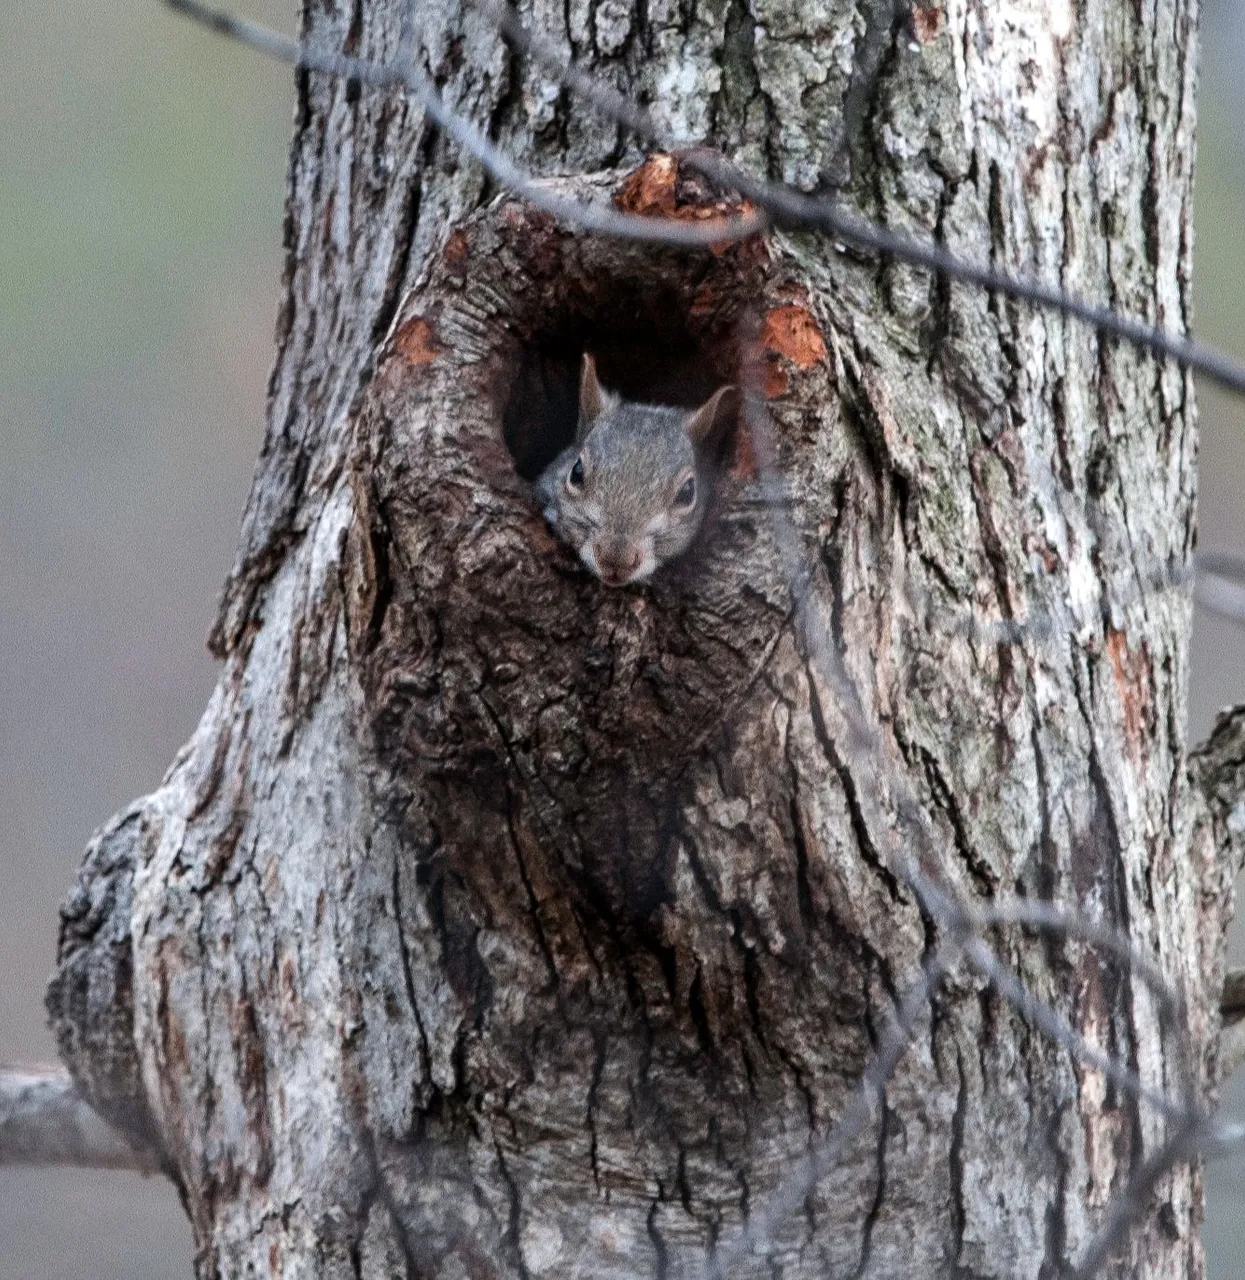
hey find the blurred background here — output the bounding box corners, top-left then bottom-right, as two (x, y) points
(0, 0), (288, 1273)
(2, 1), (1245, 1275)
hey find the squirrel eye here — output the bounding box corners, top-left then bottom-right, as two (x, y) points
(674, 476), (696, 509)
(567, 456), (585, 491)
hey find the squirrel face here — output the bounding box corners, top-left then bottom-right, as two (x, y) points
(537, 355), (737, 587)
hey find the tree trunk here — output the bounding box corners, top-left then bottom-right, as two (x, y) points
(45, 0), (1231, 1275)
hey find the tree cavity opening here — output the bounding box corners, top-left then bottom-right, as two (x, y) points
(500, 279), (739, 483)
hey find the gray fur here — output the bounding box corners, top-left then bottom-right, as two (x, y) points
(536, 356), (735, 586)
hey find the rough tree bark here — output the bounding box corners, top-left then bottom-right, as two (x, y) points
(43, 0), (1235, 1275)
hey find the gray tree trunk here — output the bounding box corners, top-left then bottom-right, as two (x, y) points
(45, 0), (1235, 1276)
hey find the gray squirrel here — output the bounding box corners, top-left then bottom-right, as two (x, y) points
(536, 354), (738, 586)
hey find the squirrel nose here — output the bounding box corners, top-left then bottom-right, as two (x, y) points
(596, 539), (643, 585)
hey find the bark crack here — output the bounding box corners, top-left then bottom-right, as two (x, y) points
(494, 1137), (533, 1280)
(852, 1091), (888, 1279)
(646, 1192), (671, 1279)
(804, 661), (905, 906)
(947, 1041), (969, 1273)
(391, 852), (434, 1099)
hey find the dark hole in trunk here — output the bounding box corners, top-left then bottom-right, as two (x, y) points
(500, 282), (735, 481)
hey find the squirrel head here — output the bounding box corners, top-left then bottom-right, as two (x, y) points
(537, 354), (738, 587)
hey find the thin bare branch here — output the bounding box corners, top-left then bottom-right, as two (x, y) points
(1219, 1022), (1245, 1081)
(165, 0), (1245, 392)
(1223, 966), (1245, 1020)
(1193, 551), (1245, 627)
(969, 899), (1179, 1016)
(483, 0), (659, 142)
(1068, 1120), (1211, 1280)
(1219, 968), (1245, 1079)
(909, 555), (1198, 649)
(163, 0), (766, 247)
(901, 537), (1245, 653)
(703, 152), (1245, 392)
(485, 0), (1245, 397)
(157, 8), (1237, 1273)
(0, 1066), (154, 1172)
(960, 938), (1188, 1122)
(709, 945), (955, 1276)
(719, 323), (1215, 1273)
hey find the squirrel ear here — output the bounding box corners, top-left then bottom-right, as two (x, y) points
(685, 384), (739, 448)
(578, 353), (615, 435)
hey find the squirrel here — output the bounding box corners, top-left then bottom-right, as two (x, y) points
(536, 353), (738, 586)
